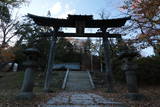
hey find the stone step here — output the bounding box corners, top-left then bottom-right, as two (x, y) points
(65, 71), (93, 91)
(42, 104), (128, 107)
(42, 92), (128, 107)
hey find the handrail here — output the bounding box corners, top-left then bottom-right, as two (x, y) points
(87, 71), (95, 89)
(62, 68), (70, 89)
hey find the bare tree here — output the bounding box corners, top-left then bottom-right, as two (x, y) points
(0, 16), (19, 48)
(0, 0), (28, 48)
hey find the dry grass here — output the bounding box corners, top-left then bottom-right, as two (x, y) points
(0, 71), (65, 107)
(88, 84), (160, 107)
(91, 72), (160, 107)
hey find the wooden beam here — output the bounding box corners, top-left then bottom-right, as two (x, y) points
(28, 14), (130, 28)
(40, 32), (121, 38)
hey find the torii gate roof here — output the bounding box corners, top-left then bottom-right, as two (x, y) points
(28, 14), (130, 28)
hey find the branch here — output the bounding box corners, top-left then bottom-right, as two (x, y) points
(6, 34), (16, 43)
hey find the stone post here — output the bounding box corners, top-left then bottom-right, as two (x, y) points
(17, 48), (39, 100)
(119, 47), (144, 100)
(44, 28), (58, 92)
(101, 28), (114, 92)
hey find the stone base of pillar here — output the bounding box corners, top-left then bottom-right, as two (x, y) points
(124, 93), (145, 101)
(16, 92), (35, 100)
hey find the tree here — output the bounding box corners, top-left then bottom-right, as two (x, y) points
(14, 16), (51, 70)
(91, 38), (104, 72)
(83, 37), (92, 54)
(0, 0), (28, 48)
(0, 0), (27, 7)
(0, 0), (28, 71)
(55, 37), (81, 63)
(121, 0), (160, 55)
(0, 47), (15, 62)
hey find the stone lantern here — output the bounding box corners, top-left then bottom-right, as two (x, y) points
(119, 46), (144, 100)
(17, 48), (40, 100)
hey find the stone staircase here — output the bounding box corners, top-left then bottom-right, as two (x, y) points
(65, 71), (94, 91)
(41, 71), (128, 107)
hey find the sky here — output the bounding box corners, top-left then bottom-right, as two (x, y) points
(17, 0), (125, 19)
(14, 0), (154, 56)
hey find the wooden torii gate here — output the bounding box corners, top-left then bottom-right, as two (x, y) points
(28, 14), (130, 92)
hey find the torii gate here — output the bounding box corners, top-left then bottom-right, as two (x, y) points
(28, 14), (130, 92)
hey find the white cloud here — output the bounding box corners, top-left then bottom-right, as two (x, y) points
(50, 2), (76, 18)
(50, 2), (62, 15)
(58, 6), (76, 18)
(49, 2), (76, 33)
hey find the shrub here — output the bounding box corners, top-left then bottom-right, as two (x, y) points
(136, 56), (160, 85)
(112, 56), (160, 85)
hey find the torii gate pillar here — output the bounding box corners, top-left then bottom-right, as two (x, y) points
(44, 27), (59, 92)
(101, 28), (114, 92)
